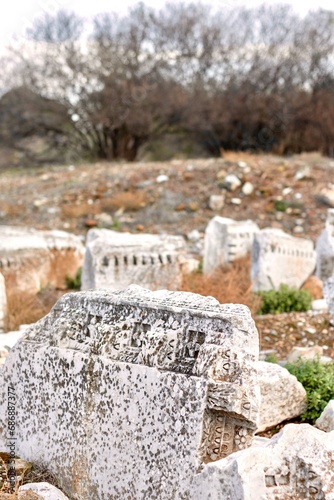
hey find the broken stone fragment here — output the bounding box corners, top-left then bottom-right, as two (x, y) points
(19, 482), (69, 499)
(256, 361), (306, 432)
(286, 345), (323, 363)
(251, 228), (316, 291)
(0, 226), (84, 294)
(203, 216), (259, 274)
(192, 423), (334, 499)
(208, 194), (225, 211)
(222, 174), (242, 192)
(316, 400), (334, 432)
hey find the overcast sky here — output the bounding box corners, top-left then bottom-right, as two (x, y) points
(1, 0), (333, 53)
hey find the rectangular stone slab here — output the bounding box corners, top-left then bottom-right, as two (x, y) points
(0, 285), (259, 499)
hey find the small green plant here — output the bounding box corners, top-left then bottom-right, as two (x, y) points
(65, 267), (82, 290)
(285, 357), (334, 424)
(111, 218), (121, 231)
(197, 260), (203, 274)
(257, 284), (312, 315)
(274, 199), (288, 212)
(265, 352), (279, 364)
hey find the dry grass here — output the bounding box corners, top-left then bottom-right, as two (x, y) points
(61, 201), (101, 218)
(5, 286), (63, 332)
(0, 454), (66, 499)
(101, 191), (147, 212)
(181, 255), (261, 316)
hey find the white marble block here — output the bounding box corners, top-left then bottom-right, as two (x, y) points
(203, 216), (259, 274)
(0, 226), (84, 294)
(251, 228), (316, 291)
(193, 423), (334, 499)
(316, 208), (334, 281)
(256, 361), (307, 432)
(81, 228), (186, 291)
(0, 285), (259, 500)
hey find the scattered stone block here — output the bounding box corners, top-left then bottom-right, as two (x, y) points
(316, 400), (334, 432)
(256, 361), (306, 432)
(0, 273), (7, 332)
(81, 229), (186, 291)
(316, 208), (334, 281)
(0, 226), (84, 294)
(286, 345), (323, 363)
(0, 285), (260, 499)
(251, 228), (316, 291)
(312, 298), (328, 311)
(221, 174), (241, 192)
(208, 194), (224, 211)
(19, 482), (69, 499)
(192, 423), (334, 499)
(203, 216), (259, 274)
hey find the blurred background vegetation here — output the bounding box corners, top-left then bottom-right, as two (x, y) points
(0, 2), (333, 167)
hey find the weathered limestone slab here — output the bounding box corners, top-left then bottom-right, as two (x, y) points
(203, 216), (259, 274)
(0, 273), (7, 331)
(256, 361), (306, 432)
(251, 228), (316, 291)
(316, 208), (334, 281)
(81, 228), (186, 291)
(192, 423), (334, 499)
(316, 401), (334, 432)
(0, 285), (259, 500)
(0, 226), (84, 294)
(286, 345), (323, 363)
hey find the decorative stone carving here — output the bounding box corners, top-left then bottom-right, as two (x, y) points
(192, 423), (334, 499)
(0, 273), (6, 332)
(251, 228), (316, 291)
(316, 208), (334, 281)
(203, 216), (259, 274)
(256, 361), (306, 432)
(0, 285), (259, 499)
(81, 229), (186, 291)
(0, 226), (84, 294)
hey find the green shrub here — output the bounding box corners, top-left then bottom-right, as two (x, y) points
(256, 284), (312, 315)
(65, 267), (82, 290)
(274, 199), (288, 212)
(265, 352), (279, 364)
(285, 357), (334, 424)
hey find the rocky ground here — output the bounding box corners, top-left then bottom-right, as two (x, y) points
(1, 151), (334, 360)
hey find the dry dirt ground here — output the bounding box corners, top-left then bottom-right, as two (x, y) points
(1, 151), (334, 360)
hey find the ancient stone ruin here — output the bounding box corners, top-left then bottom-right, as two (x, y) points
(203, 216), (259, 274)
(81, 229), (186, 291)
(0, 226), (84, 294)
(194, 423), (334, 499)
(251, 228), (316, 291)
(316, 208), (334, 281)
(0, 285), (260, 499)
(0, 273), (7, 332)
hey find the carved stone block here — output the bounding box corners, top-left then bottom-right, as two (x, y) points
(203, 216), (259, 274)
(81, 228), (186, 291)
(251, 228), (316, 291)
(0, 285), (259, 499)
